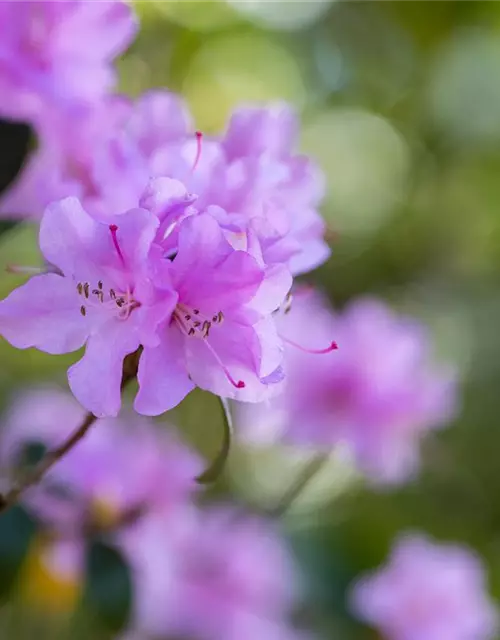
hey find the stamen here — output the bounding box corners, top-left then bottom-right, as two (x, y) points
(191, 130), (203, 173)
(204, 340), (245, 389)
(109, 224), (127, 268)
(281, 336), (338, 355)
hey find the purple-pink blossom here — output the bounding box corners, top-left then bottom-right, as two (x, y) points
(0, 0), (137, 123)
(0, 197), (288, 417)
(121, 506), (305, 640)
(350, 533), (499, 640)
(0, 386), (201, 584)
(238, 291), (456, 484)
(1, 91), (329, 278)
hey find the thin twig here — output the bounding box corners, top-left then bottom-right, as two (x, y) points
(0, 411), (98, 513)
(269, 451), (330, 518)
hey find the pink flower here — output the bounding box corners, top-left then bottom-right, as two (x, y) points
(0, 0), (137, 122)
(238, 291), (456, 484)
(1, 92), (329, 278)
(134, 212), (290, 415)
(350, 533), (499, 640)
(0, 386), (202, 588)
(0, 197), (288, 417)
(149, 101), (330, 276)
(121, 506), (305, 640)
(0, 96), (147, 220)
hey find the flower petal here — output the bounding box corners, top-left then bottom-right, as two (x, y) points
(67, 320), (140, 418)
(172, 214), (264, 312)
(134, 329), (194, 416)
(0, 273), (88, 354)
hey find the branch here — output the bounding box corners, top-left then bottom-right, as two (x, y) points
(0, 411), (97, 513)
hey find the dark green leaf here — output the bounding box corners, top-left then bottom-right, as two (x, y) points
(0, 505), (36, 599)
(82, 540), (132, 633)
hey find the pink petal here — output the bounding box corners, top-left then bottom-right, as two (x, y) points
(135, 329), (194, 416)
(0, 273), (88, 354)
(68, 320), (140, 417)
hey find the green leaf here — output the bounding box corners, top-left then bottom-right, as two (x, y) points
(82, 540), (132, 633)
(0, 505), (36, 599)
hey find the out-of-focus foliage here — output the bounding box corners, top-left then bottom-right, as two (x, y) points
(3, 1), (500, 638)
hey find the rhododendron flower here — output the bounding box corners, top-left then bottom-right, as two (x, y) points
(0, 387), (201, 590)
(0, 198), (288, 417)
(121, 506), (306, 640)
(147, 100), (330, 276)
(238, 291), (456, 484)
(350, 533), (498, 640)
(0, 0), (137, 122)
(134, 212), (291, 415)
(1, 91), (329, 277)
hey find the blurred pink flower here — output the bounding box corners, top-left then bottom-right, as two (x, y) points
(238, 291), (456, 484)
(0, 386), (202, 583)
(350, 533), (498, 640)
(0, 96), (147, 220)
(0, 0), (137, 122)
(0, 199), (287, 416)
(121, 506), (306, 640)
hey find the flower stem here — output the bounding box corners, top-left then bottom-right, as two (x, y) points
(269, 451), (330, 518)
(0, 350), (141, 515)
(196, 396), (233, 484)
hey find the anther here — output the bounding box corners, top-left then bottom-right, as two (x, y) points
(80, 305), (87, 317)
(185, 314), (191, 321)
(98, 280), (103, 290)
(188, 328), (195, 336)
(191, 131), (203, 173)
(193, 309), (199, 315)
(77, 283), (83, 295)
(110, 289), (116, 300)
(83, 283), (90, 299)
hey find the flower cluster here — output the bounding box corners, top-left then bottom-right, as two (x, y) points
(0, 4), (484, 640)
(0, 2), (333, 420)
(350, 533), (499, 640)
(238, 290), (457, 484)
(1, 387), (306, 640)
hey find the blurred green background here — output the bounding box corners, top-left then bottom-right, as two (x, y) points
(3, 1), (500, 638)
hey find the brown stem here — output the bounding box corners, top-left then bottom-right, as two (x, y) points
(0, 349), (140, 515)
(0, 411), (98, 513)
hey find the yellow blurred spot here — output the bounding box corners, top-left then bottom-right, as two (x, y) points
(136, 0), (240, 32)
(182, 32), (306, 132)
(301, 108), (410, 236)
(17, 537), (80, 614)
(91, 496), (121, 530)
